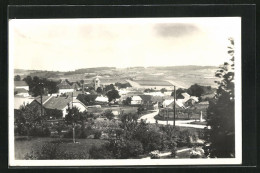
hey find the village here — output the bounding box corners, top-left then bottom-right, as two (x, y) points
(14, 73), (212, 159)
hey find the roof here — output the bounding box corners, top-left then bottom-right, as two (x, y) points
(14, 96), (34, 109)
(35, 96), (52, 104)
(71, 82), (81, 88)
(138, 95), (152, 102)
(14, 88), (28, 94)
(43, 95), (72, 110)
(177, 92), (190, 103)
(58, 80), (73, 89)
(181, 92), (190, 99)
(144, 92), (164, 97)
(72, 99), (88, 109)
(14, 81), (28, 87)
(190, 96), (199, 102)
(131, 96), (142, 101)
(199, 101), (209, 105)
(163, 99), (185, 109)
(95, 96), (109, 102)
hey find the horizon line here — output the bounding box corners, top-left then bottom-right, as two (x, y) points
(14, 65), (219, 72)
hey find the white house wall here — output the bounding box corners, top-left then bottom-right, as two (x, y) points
(15, 86), (29, 91)
(59, 89), (74, 94)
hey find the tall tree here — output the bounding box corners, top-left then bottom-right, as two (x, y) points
(18, 104), (44, 139)
(104, 84), (115, 92)
(160, 88), (167, 93)
(204, 38), (235, 158)
(172, 88), (186, 98)
(96, 87), (103, 94)
(187, 84), (204, 97)
(106, 89), (120, 102)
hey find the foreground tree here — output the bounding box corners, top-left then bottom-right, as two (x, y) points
(17, 104), (44, 139)
(204, 38), (235, 158)
(65, 106), (83, 143)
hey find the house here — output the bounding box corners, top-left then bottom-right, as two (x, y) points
(95, 95), (109, 103)
(71, 82), (81, 91)
(131, 96), (142, 105)
(144, 92), (164, 97)
(177, 92), (190, 103)
(14, 88), (30, 97)
(14, 96), (34, 110)
(138, 94), (154, 109)
(14, 81), (29, 91)
(29, 95), (88, 119)
(58, 80), (74, 94)
(185, 96), (199, 107)
(67, 91), (83, 99)
(162, 99), (186, 109)
(138, 95), (153, 105)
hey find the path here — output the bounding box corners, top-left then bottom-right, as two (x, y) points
(138, 109), (207, 129)
(141, 148), (192, 159)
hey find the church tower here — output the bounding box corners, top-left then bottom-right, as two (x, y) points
(93, 77), (100, 90)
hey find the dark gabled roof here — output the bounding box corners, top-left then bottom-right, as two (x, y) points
(35, 96), (52, 104)
(58, 80), (73, 89)
(71, 82), (80, 88)
(138, 95), (152, 102)
(14, 81), (28, 87)
(43, 95), (72, 110)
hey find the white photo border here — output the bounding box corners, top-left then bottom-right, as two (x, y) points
(8, 17), (242, 166)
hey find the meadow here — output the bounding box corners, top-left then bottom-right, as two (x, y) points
(15, 137), (107, 160)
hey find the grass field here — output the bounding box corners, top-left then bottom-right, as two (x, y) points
(15, 137), (107, 160)
(134, 80), (173, 86)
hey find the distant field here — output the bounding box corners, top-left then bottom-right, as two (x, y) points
(15, 66), (219, 88)
(134, 80), (173, 86)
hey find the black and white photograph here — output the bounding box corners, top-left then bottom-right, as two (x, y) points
(8, 17), (242, 166)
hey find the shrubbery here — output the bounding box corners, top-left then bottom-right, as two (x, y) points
(25, 141), (89, 160)
(88, 145), (113, 159)
(88, 139), (144, 159)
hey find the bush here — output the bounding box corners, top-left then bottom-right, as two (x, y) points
(14, 124), (27, 136)
(176, 129), (198, 148)
(28, 126), (51, 137)
(123, 140), (144, 158)
(25, 141), (89, 160)
(103, 109), (115, 120)
(89, 145), (113, 159)
(93, 129), (102, 139)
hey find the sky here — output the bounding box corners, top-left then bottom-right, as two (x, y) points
(9, 17), (241, 71)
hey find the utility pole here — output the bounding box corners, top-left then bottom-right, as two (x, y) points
(173, 85), (176, 126)
(72, 92), (73, 108)
(166, 108), (168, 125)
(39, 82), (43, 117)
